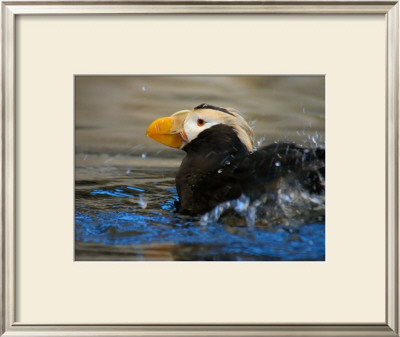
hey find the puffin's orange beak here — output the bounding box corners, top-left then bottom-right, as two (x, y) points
(146, 110), (189, 148)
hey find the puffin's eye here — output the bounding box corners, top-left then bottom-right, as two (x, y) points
(197, 118), (206, 127)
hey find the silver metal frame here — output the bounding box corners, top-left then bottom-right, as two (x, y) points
(1, 1), (398, 336)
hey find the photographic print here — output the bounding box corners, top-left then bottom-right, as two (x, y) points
(75, 76), (325, 261)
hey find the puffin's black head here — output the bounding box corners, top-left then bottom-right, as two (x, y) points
(146, 103), (255, 152)
(193, 103), (235, 116)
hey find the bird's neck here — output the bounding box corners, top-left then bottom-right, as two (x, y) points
(182, 124), (250, 166)
(176, 124), (251, 214)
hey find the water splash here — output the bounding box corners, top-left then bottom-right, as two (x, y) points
(200, 194), (260, 229)
(138, 197), (148, 209)
(310, 131), (320, 147)
(249, 120), (257, 129)
(199, 178), (324, 229)
(255, 136), (266, 150)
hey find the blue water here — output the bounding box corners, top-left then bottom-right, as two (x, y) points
(75, 163), (325, 261)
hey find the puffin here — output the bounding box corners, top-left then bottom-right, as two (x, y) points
(146, 103), (325, 216)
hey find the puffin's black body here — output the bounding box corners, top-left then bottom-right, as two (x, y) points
(175, 124), (324, 215)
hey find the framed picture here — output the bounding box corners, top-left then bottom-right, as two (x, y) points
(2, 1), (399, 336)
(75, 75), (326, 262)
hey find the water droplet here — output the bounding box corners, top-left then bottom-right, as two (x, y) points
(141, 153), (147, 159)
(104, 154), (121, 164)
(138, 198), (147, 209)
(234, 194), (250, 213)
(218, 169), (223, 173)
(275, 161), (281, 167)
(142, 86), (146, 92)
(257, 136), (266, 147)
(200, 213), (210, 226)
(311, 136), (318, 145)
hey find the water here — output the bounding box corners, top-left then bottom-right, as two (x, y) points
(75, 76), (325, 261)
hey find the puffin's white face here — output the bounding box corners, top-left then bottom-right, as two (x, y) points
(183, 110), (223, 143)
(182, 108), (255, 152)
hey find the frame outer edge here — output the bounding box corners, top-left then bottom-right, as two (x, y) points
(1, 1), (15, 335)
(387, 1), (400, 335)
(1, 2), (397, 14)
(0, 2), (3, 335)
(1, 1), (399, 336)
(0, 324), (399, 336)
